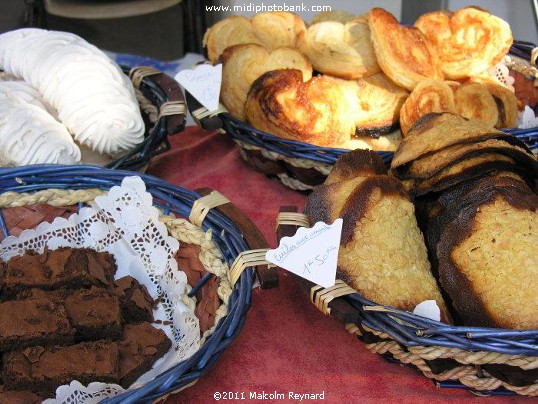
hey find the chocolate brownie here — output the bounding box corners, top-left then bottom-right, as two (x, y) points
(4, 248), (116, 296)
(119, 323), (171, 387)
(0, 298), (75, 351)
(0, 387), (42, 403)
(3, 341), (120, 397)
(64, 287), (122, 341)
(113, 276), (154, 323)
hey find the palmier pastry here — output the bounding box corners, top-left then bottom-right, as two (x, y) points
(203, 12), (306, 63)
(399, 79), (455, 135)
(305, 149), (450, 322)
(220, 44), (312, 120)
(297, 16), (380, 79)
(469, 76), (519, 128)
(245, 69), (357, 147)
(415, 7), (513, 80)
(369, 8), (443, 91)
(454, 82), (498, 128)
(352, 72), (408, 134)
(311, 10), (356, 24)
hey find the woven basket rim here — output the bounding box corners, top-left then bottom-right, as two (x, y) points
(0, 164), (254, 402)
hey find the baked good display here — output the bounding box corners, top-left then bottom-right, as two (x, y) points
(220, 43), (312, 120)
(415, 6), (513, 79)
(305, 149), (451, 321)
(390, 112), (538, 329)
(369, 7), (443, 91)
(203, 12), (306, 63)
(0, 247), (171, 398)
(0, 28), (145, 156)
(297, 15), (380, 79)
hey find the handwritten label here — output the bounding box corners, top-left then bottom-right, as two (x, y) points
(413, 300), (441, 322)
(265, 219), (342, 288)
(175, 63), (222, 112)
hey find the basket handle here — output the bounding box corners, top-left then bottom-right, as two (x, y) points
(184, 89), (225, 131)
(196, 188), (278, 289)
(277, 206), (359, 322)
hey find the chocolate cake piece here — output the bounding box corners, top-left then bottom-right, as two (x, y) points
(64, 287), (122, 341)
(4, 247), (117, 296)
(3, 341), (120, 397)
(0, 387), (42, 404)
(0, 298), (75, 351)
(119, 323), (171, 387)
(113, 276), (154, 323)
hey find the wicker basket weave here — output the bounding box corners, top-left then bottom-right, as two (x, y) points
(0, 164), (263, 402)
(205, 43), (538, 191)
(276, 209), (538, 397)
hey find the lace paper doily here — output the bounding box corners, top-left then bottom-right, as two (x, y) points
(0, 176), (200, 403)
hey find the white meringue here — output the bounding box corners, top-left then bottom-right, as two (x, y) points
(0, 80), (81, 165)
(0, 28), (145, 155)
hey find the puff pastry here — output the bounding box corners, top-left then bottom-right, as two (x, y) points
(220, 43), (312, 120)
(297, 17), (380, 79)
(399, 79), (455, 135)
(0, 28), (144, 155)
(311, 10), (355, 24)
(0, 80), (81, 165)
(353, 72), (408, 134)
(454, 82), (498, 128)
(469, 76), (519, 128)
(245, 69), (356, 147)
(369, 8), (443, 91)
(203, 12), (306, 63)
(415, 7), (513, 79)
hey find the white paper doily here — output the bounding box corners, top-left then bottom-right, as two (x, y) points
(0, 176), (200, 403)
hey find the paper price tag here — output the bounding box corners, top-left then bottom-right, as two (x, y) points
(266, 219), (342, 288)
(175, 63), (222, 112)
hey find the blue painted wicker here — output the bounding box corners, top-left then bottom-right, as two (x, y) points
(0, 165), (255, 403)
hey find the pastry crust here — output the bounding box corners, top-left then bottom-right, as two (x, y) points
(469, 76), (519, 128)
(415, 7), (513, 80)
(244, 69), (357, 147)
(203, 12), (306, 63)
(369, 8), (443, 91)
(220, 43), (312, 120)
(311, 10), (356, 24)
(399, 79), (455, 135)
(297, 17), (380, 79)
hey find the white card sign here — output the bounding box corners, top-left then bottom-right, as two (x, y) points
(175, 63), (222, 112)
(265, 219), (342, 288)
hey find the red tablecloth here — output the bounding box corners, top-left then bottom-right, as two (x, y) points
(148, 127), (528, 404)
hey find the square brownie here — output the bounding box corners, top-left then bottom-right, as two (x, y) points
(0, 298), (75, 351)
(0, 387), (42, 404)
(113, 276), (155, 323)
(3, 341), (120, 397)
(119, 323), (172, 387)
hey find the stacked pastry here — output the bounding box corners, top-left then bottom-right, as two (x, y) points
(391, 113), (538, 329)
(0, 28), (145, 165)
(305, 149), (451, 322)
(204, 6), (519, 149)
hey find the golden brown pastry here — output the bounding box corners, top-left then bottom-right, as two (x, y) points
(469, 76), (519, 128)
(454, 82), (498, 128)
(305, 150), (451, 321)
(369, 8), (443, 91)
(399, 79), (455, 135)
(353, 72), (408, 134)
(219, 43), (312, 120)
(415, 7), (513, 80)
(245, 69), (357, 147)
(297, 16), (380, 79)
(311, 10), (356, 24)
(203, 12), (306, 63)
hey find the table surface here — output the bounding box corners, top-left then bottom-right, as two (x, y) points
(147, 126), (529, 404)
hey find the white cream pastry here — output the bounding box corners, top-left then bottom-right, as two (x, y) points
(0, 28), (145, 155)
(0, 80), (81, 165)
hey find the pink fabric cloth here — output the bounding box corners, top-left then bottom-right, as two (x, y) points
(148, 127), (527, 404)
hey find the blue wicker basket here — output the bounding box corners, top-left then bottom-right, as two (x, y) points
(0, 165), (258, 403)
(218, 42), (538, 191)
